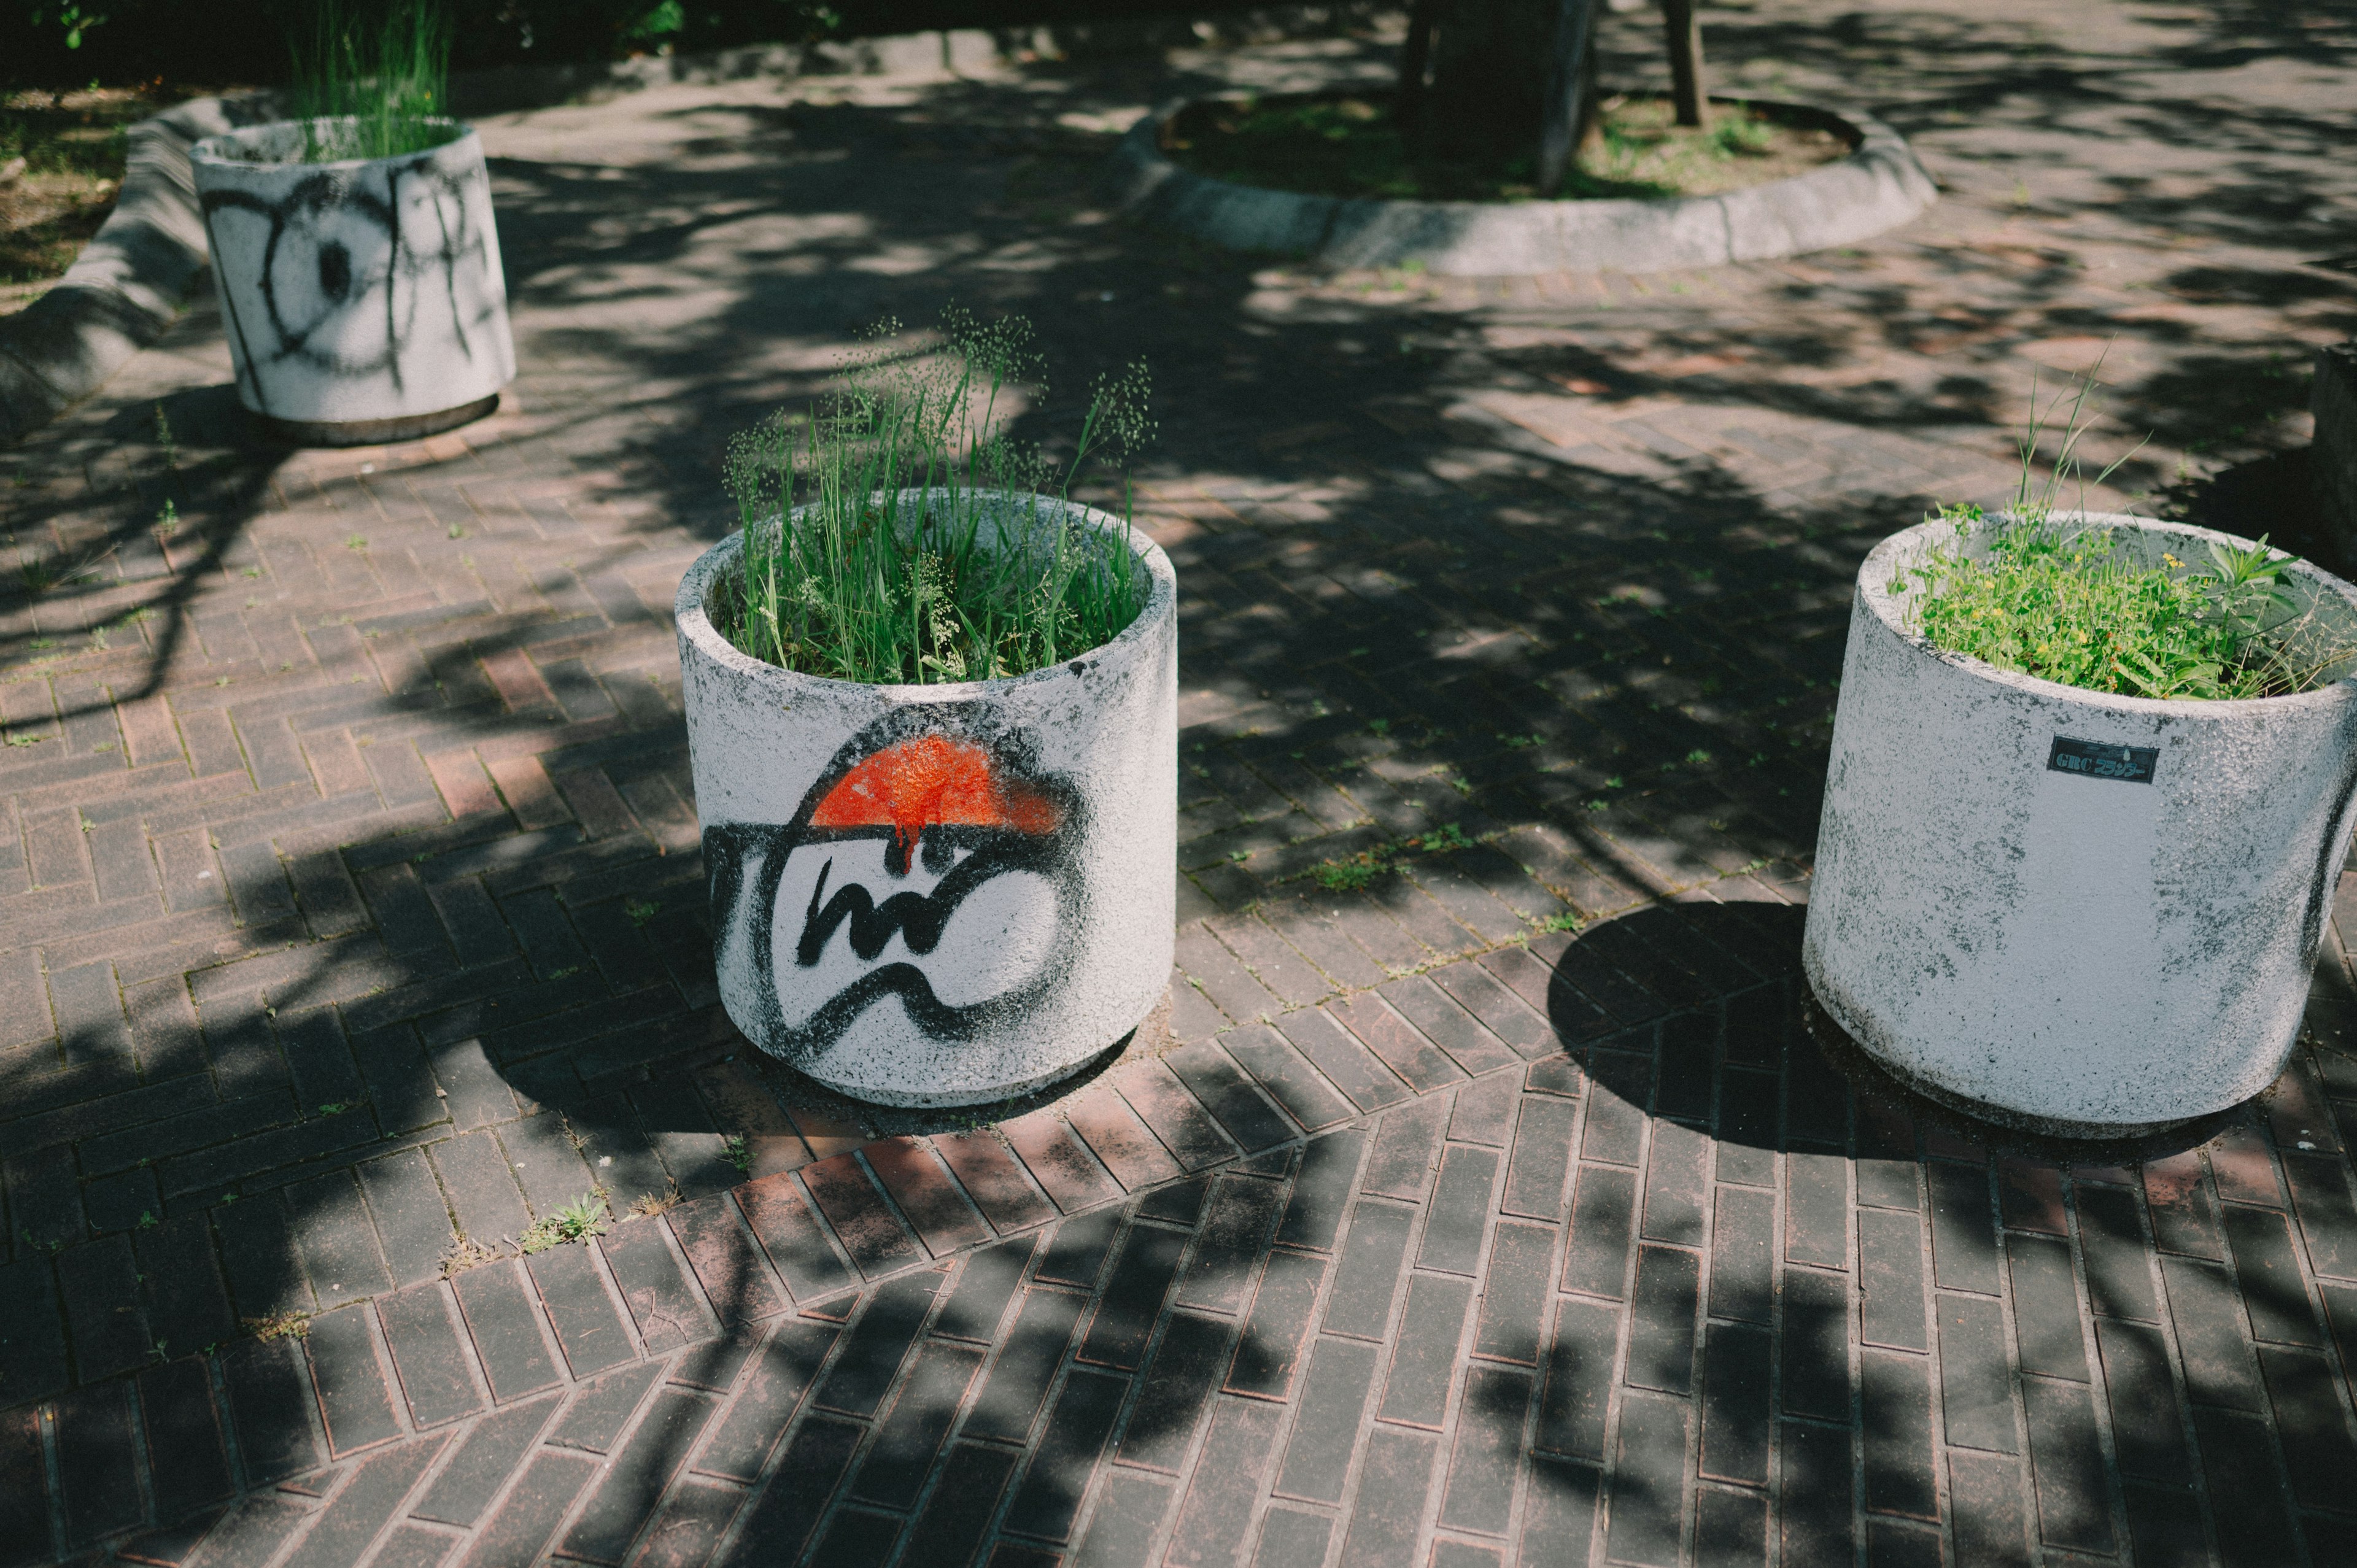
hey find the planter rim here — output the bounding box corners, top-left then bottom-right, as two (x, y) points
(673, 490), (1177, 703)
(190, 114), (474, 174)
(1860, 509), (2357, 719)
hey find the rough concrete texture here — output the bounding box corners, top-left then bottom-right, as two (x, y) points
(677, 496), (1178, 1105)
(1808, 513), (2357, 1134)
(2320, 341), (2357, 562)
(191, 120), (517, 429)
(1106, 96), (1937, 276)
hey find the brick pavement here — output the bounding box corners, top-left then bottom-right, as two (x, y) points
(2, 1), (2357, 1564)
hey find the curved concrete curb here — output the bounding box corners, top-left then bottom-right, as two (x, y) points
(1104, 95), (1938, 275)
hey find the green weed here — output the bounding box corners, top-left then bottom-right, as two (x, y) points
(284, 0), (458, 163)
(710, 311), (1151, 687)
(1310, 821), (1475, 891)
(519, 1191), (609, 1254)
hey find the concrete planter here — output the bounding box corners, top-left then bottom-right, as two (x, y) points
(1105, 95), (1937, 276)
(190, 117), (514, 444)
(1805, 512), (2357, 1136)
(675, 493), (1178, 1108)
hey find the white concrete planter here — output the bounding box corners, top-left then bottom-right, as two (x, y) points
(190, 117), (514, 444)
(675, 493), (1178, 1108)
(1805, 512), (2357, 1136)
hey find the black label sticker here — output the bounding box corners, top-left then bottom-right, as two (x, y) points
(2047, 735), (2158, 784)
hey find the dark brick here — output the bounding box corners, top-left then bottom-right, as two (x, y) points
(694, 1316), (837, 1482)
(898, 1443), (1018, 1568)
(1142, 1179), (1210, 1230)
(377, 1281), (483, 1427)
(0, 1255), (68, 1404)
(58, 1233), (153, 1381)
(1362, 1094), (1449, 1200)
(1274, 1336), (1379, 1501)
(56, 1379), (142, 1547)
(2095, 1318), (2190, 1485)
(0, 1409), (45, 1568)
(1251, 1508), (1334, 1568)
(1039, 1207), (1124, 1289)
(282, 1432), (448, 1568)
(307, 1303), (401, 1453)
(1324, 1199), (1415, 1338)
(2144, 1152), (2224, 1259)
(969, 1288), (1088, 1442)
(601, 1217), (708, 1356)
(140, 1357), (233, 1522)
(2223, 1204), (2323, 1345)
(1219, 1025), (1355, 1133)
(1081, 1222), (1188, 1369)
(165, 1495), (311, 1568)
(1784, 1148), (1848, 1269)
(452, 1257), (561, 1402)
(1071, 1470), (1174, 1568)
(2193, 1405), (2301, 1568)
(1605, 1392), (1692, 1566)
(1388, 973), (1527, 1073)
(1117, 1311), (1234, 1471)
(1277, 1126), (1365, 1253)
(561, 1385), (717, 1562)
(848, 1338), (985, 1510)
(1472, 1219), (1555, 1365)
(2162, 1255), (2264, 1412)
(1626, 1243), (1700, 1396)
(735, 1172), (855, 1303)
(1336, 1425), (1439, 1567)
(355, 1148), (455, 1289)
(1168, 1397), (1285, 1567)
(2007, 1234), (2088, 1381)
(1700, 1321), (1771, 1485)
(1779, 1419), (1855, 1568)
(628, 1483), (742, 1568)
(1854, 1095), (1919, 1211)
(1581, 1050), (1651, 1166)
(1695, 1488), (1768, 1568)
(671, 1316), (763, 1395)
(2258, 1345), (2357, 1511)
(1561, 1162), (1636, 1299)
(2021, 1376), (2110, 1552)
(1997, 1159), (2066, 1235)
(465, 1450), (598, 1568)
(1420, 1145), (1500, 1275)
(223, 1335), (322, 1485)
(1709, 1185), (1773, 1324)
(1856, 1207), (1927, 1353)
(815, 1270), (937, 1417)
(1501, 1094), (1577, 1221)
(725, 1416), (862, 1563)
(1447, 1071), (1521, 1148)
(1225, 1246), (1326, 1398)
(2209, 1127), (2285, 1208)
(1781, 1265), (1849, 1422)
(287, 1168), (395, 1305)
(1641, 1117), (1709, 1247)
(1714, 1068), (1778, 1189)
(1937, 1293), (2016, 1453)
(1520, 1456), (1600, 1568)
(2121, 1483), (2208, 1568)
(549, 1361), (662, 1453)
(937, 1234), (1036, 1344)
(430, 1130), (531, 1253)
(667, 1193), (785, 1327)
(802, 1154), (927, 1278)
(1003, 1368), (1129, 1542)
(1439, 1364), (1530, 1535)
(1330, 995), (1465, 1096)
(1535, 1296), (1619, 1460)
(2075, 1183), (2158, 1321)
(2283, 1153), (2357, 1282)
(1176, 1175), (1285, 1315)
(528, 1240), (635, 1377)
(1927, 1162), (1999, 1296)
(1860, 1349), (1935, 1520)
(1380, 1272), (1475, 1426)
(1655, 1011), (1714, 1122)
(1274, 1008), (1411, 1112)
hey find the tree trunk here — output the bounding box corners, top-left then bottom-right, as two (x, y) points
(1535, 0), (1602, 195)
(1396, 0), (1440, 150)
(1421, 0), (1559, 172)
(1663, 0), (1708, 129)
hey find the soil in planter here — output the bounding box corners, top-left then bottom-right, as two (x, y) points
(1162, 91), (1851, 204)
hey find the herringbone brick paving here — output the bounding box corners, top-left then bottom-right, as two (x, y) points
(2, 0), (2357, 1562)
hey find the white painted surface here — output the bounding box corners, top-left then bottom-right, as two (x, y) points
(1805, 512), (2357, 1133)
(190, 118), (515, 425)
(676, 492), (1178, 1107)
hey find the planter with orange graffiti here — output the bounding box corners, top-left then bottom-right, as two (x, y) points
(675, 496), (1178, 1108)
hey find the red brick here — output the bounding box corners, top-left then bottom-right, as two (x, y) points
(733, 1173), (857, 1305)
(864, 1137), (991, 1256)
(999, 1109), (1123, 1213)
(800, 1156), (925, 1278)
(669, 1194), (788, 1325)
(422, 750), (499, 819)
(479, 647), (558, 712)
(1112, 1059), (1239, 1172)
(487, 754), (573, 831)
(785, 1105), (865, 1161)
(692, 1059), (809, 1178)
(935, 1131), (1056, 1232)
(1997, 1159), (2067, 1235)
(1062, 1084), (1185, 1191)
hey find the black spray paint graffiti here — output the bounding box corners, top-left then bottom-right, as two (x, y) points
(705, 708), (1086, 1057)
(199, 150), (498, 413)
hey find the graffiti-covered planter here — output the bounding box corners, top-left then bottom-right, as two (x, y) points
(1805, 512), (2357, 1137)
(676, 494), (1178, 1108)
(190, 117), (515, 444)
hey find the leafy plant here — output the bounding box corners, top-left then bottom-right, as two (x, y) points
(284, 0), (457, 164)
(710, 311), (1152, 687)
(1310, 821), (1476, 890)
(518, 1191), (609, 1253)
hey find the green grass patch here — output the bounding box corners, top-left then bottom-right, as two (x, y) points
(283, 0), (458, 163)
(711, 310), (1152, 686)
(519, 1191), (610, 1254)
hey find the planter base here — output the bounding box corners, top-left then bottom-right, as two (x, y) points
(1802, 991), (2245, 1151)
(253, 393), (501, 449)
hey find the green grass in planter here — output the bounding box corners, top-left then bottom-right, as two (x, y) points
(711, 312), (1153, 687)
(284, 0), (456, 163)
(1894, 505), (2328, 700)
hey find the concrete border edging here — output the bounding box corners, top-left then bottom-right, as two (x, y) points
(1104, 94), (1938, 275)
